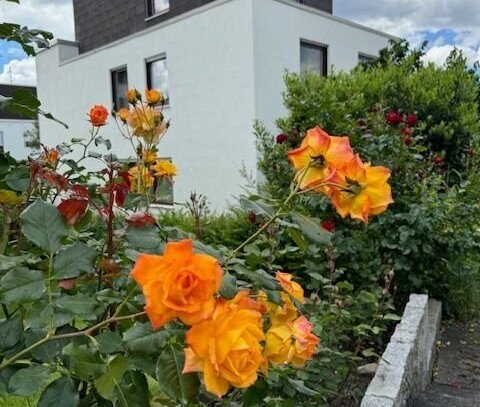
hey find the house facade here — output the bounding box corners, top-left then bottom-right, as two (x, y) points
(36, 0), (394, 209)
(0, 84), (38, 160)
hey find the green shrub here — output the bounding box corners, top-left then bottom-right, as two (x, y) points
(258, 41), (480, 319)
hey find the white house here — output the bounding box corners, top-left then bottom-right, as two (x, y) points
(36, 0), (395, 209)
(0, 84), (38, 160)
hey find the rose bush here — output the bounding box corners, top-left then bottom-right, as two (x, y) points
(0, 78), (394, 406)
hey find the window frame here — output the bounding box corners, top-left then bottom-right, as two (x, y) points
(146, 54), (169, 106)
(111, 65), (129, 111)
(145, 0), (170, 19)
(300, 39), (328, 77)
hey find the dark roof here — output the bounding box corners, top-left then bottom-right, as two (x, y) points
(0, 84), (37, 120)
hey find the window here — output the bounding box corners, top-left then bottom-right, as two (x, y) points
(300, 40), (328, 77)
(146, 56), (169, 103)
(111, 67), (128, 110)
(358, 53), (376, 65)
(147, 0), (169, 17)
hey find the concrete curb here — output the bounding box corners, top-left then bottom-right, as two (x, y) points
(360, 294), (442, 407)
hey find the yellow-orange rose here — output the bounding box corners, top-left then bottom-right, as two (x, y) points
(265, 324), (293, 365)
(265, 316), (319, 367)
(258, 291), (298, 325)
(128, 165), (153, 193)
(127, 106), (166, 143)
(290, 316), (319, 368)
(143, 149), (157, 165)
(131, 239), (223, 329)
(276, 271), (304, 303)
(152, 160), (177, 177)
(88, 105), (108, 127)
(145, 89), (162, 105)
(183, 291), (265, 398)
(117, 107), (130, 123)
(126, 88), (140, 104)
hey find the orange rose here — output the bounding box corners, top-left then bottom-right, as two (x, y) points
(145, 89), (162, 105)
(131, 239), (223, 328)
(276, 271), (304, 303)
(330, 154), (394, 223)
(265, 316), (319, 367)
(289, 316), (319, 367)
(288, 126), (354, 193)
(117, 107), (130, 122)
(88, 105), (108, 127)
(126, 88), (141, 104)
(258, 291), (298, 325)
(183, 291), (265, 398)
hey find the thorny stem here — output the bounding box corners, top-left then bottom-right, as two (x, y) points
(0, 311), (146, 371)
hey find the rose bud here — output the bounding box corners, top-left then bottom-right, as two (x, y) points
(405, 114), (418, 127)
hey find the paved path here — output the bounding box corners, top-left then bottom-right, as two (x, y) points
(413, 320), (480, 406)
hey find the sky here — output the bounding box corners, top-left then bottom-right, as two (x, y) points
(0, 0), (479, 85)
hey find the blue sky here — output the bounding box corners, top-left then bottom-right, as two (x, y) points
(1, 0), (479, 85)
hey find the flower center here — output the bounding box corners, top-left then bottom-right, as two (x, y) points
(310, 154), (326, 168)
(345, 177), (363, 195)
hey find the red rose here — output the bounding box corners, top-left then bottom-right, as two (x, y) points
(321, 219), (335, 233)
(385, 111), (403, 126)
(276, 133), (288, 144)
(248, 212), (257, 224)
(405, 114), (417, 127)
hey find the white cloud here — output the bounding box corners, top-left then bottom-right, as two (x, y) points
(0, 0), (74, 40)
(0, 58), (36, 86)
(334, 0), (480, 66)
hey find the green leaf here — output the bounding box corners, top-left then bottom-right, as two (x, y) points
(243, 379), (268, 407)
(94, 355), (128, 402)
(0, 313), (23, 352)
(155, 345), (199, 405)
(239, 195), (274, 219)
(25, 300), (53, 329)
(125, 225), (163, 253)
(0, 254), (32, 271)
(291, 212), (332, 245)
(9, 365), (49, 396)
(38, 376), (79, 407)
(287, 378), (320, 396)
(56, 293), (100, 315)
(123, 322), (175, 355)
(219, 272), (237, 299)
(120, 371), (150, 407)
(5, 166), (30, 192)
(0, 267), (45, 304)
(53, 242), (96, 279)
(20, 200), (68, 253)
(63, 343), (106, 381)
(96, 331), (123, 354)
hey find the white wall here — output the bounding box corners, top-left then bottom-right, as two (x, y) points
(37, 0), (256, 210)
(0, 119), (37, 159)
(252, 0), (392, 136)
(36, 0), (393, 210)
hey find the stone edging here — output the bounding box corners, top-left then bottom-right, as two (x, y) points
(361, 294), (442, 407)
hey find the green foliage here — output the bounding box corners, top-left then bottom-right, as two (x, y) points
(258, 41), (480, 319)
